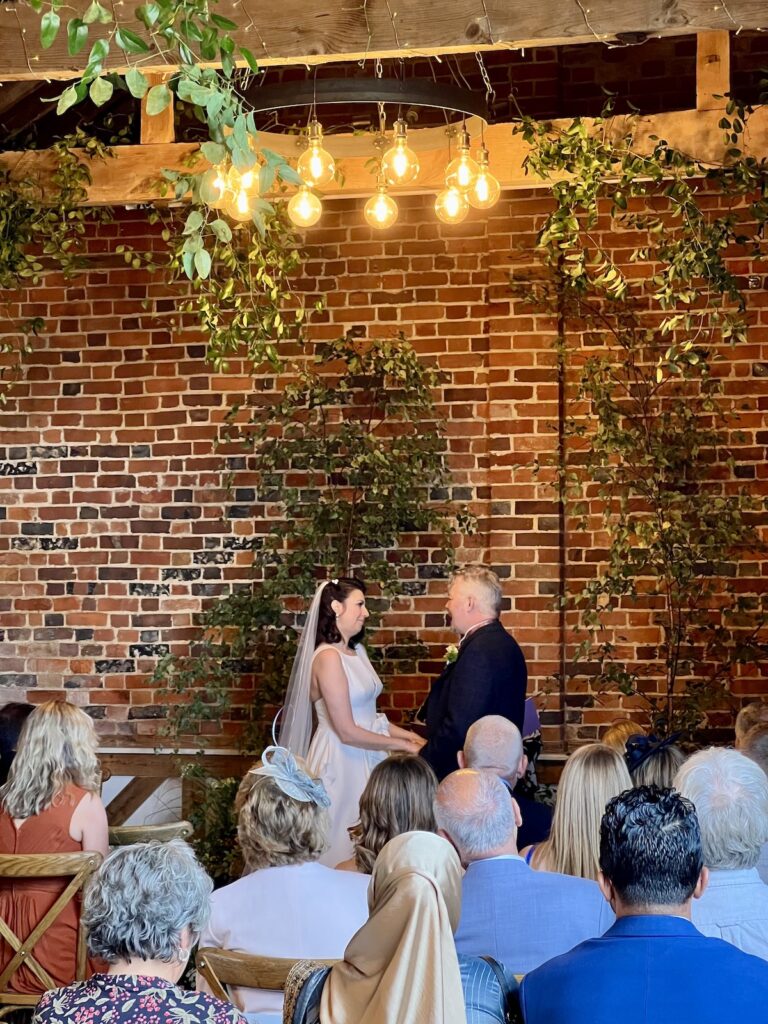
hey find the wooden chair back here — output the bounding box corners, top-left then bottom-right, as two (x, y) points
(0, 851), (102, 1009)
(108, 821), (193, 846)
(196, 947), (338, 999)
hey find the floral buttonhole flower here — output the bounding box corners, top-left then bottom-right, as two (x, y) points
(444, 644), (459, 664)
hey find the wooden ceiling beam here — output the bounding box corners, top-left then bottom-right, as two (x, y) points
(0, 106), (766, 206)
(0, 1), (766, 81)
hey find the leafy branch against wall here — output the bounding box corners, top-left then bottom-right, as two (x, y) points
(515, 99), (768, 736)
(155, 333), (473, 749)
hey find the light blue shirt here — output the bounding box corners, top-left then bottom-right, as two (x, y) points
(691, 867), (768, 960)
(455, 854), (614, 974)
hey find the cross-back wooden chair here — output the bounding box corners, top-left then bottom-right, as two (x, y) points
(108, 821), (193, 847)
(0, 851), (102, 1017)
(195, 947), (337, 1000)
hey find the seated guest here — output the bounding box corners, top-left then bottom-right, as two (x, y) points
(459, 715), (552, 849)
(601, 719), (642, 754)
(435, 769), (612, 974)
(287, 831), (513, 1024)
(741, 724), (768, 883)
(520, 786), (768, 1024)
(521, 743), (631, 880)
(674, 747), (768, 958)
(0, 702), (32, 785)
(33, 840), (246, 1024)
(735, 700), (768, 748)
(625, 732), (685, 788)
(0, 700), (109, 994)
(337, 753), (437, 873)
(197, 746), (369, 1020)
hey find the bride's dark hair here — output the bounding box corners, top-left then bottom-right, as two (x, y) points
(315, 577), (367, 648)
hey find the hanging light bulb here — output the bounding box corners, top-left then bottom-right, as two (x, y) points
(206, 165), (230, 210)
(287, 185), (323, 228)
(364, 183), (398, 229)
(435, 185), (469, 225)
(297, 119), (335, 188)
(468, 144), (501, 210)
(222, 167), (258, 222)
(381, 118), (420, 185)
(445, 127), (479, 193)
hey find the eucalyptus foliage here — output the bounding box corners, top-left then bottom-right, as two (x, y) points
(516, 99), (768, 736)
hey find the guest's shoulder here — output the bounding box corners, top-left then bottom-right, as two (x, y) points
(313, 861), (370, 889)
(179, 988), (249, 1023)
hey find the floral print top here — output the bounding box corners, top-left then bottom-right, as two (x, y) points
(33, 974), (247, 1024)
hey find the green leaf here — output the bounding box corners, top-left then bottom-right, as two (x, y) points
(277, 163), (303, 186)
(210, 218), (232, 243)
(194, 248), (212, 279)
(210, 13), (238, 29)
(82, 0), (111, 24)
(89, 75), (113, 106)
(56, 84), (80, 115)
(239, 46), (260, 73)
(67, 18), (88, 55)
(201, 141), (226, 165)
(40, 10), (60, 49)
(182, 251), (195, 280)
(145, 83), (171, 116)
(136, 3), (159, 27)
(125, 67), (149, 99)
(87, 37), (109, 65)
(114, 27), (149, 53)
(183, 209), (204, 235)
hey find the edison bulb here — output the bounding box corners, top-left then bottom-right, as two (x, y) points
(445, 127), (479, 193)
(221, 167), (258, 221)
(468, 146), (501, 210)
(207, 165), (229, 210)
(288, 185), (322, 228)
(435, 185), (469, 224)
(297, 119), (335, 188)
(364, 186), (398, 229)
(381, 119), (419, 185)
(225, 187), (254, 223)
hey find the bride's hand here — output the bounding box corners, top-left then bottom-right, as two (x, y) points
(393, 734), (426, 754)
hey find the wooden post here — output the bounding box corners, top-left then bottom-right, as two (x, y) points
(696, 31), (730, 111)
(140, 72), (175, 145)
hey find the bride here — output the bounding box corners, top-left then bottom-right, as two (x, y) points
(279, 577), (424, 866)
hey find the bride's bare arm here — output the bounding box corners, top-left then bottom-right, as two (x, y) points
(386, 720), (426, 748)
(314, 649), (421, 753)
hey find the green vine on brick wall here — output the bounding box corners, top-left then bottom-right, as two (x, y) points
(515, 97), (768, 737)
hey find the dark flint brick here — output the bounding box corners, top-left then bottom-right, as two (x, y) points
(11, 538), (35, 551)
(451, 487), (473, 501)
(0, 675), (36, 687)
(9, 448), (27, 459)
(80, 507), (99, 519)
(227, 505), (251, 518)
(418, 564), (449, 579)
(90, 445), (129, 458)
(99, 568), (137, 581)
(399, 581), (427, 596)
(0, 463), (36, 476)
(162, 506), (201, 520)
(192, 584), (225, 597)
(95, 659), (135, 674)
(129, 643), (170, 657)
(62, 352), (81, 363)
(30, 446), (68, 459)
(62, 384), (81, 396)
(226, 457), (246, 470)
(21, 523), (54, 536)
(223, 537), (260, 550)
(34, 628), (74, 641)
(173, 489), (193, 502)
(44, 614), (64, 626)
(129, 583), (170, 597)
(131, 445), (151, 457)
(75, 629), (94, 641)
(539, 581), (560, 595)
(429, 487), (449, 501)
(235, 489), (256, 502)
(40, 538), (78, 550)
(139, 631), (160, 642)
(193, 551), (234, 565)
(84, 706), (106, 719)
(734, 465), (755, 478)
(101, 506), (139, 519)
(128, 706), (166, 720)
(161, 568), (200, 581)
(0, 508), (5, 520)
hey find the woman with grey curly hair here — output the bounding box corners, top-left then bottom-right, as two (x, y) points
(32, 840), (247, 1024)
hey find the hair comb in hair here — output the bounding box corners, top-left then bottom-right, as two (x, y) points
(625, 732), (682, 774)
(250, 745), (331, 807)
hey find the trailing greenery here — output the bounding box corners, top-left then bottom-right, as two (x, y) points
(515, 98), (768, 736)
(0, 134), (129, 402)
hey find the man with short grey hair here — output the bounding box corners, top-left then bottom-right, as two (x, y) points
(434, 769), (612, 974)
(742, 724), (768, 884)
(459, 715), (552, 849)
(674, 747), (768, 960)
(420, 565), (527, 780)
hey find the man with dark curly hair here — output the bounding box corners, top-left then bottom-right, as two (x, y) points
(520, 786), (768, 1024)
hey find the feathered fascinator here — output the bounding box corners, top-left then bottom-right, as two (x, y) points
(624, 732), (682, 774)
(250, 745), (331, 807)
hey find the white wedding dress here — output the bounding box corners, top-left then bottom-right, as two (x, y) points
(307, 644), (390, 866)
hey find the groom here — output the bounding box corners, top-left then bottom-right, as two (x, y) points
(419, 565), (527, 780)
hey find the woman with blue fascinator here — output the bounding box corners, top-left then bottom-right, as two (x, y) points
(278, 578), (424, 866)
(197, 746), (370, 1023)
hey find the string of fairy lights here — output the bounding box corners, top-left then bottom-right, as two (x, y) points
(205, 114), (501, 230)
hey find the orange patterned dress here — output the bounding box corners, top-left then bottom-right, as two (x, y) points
(0, 783), (92, 994)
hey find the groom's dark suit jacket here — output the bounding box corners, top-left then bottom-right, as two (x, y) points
(420, 619), (527, 781)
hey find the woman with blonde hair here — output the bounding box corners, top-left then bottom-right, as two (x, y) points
(336, 753), (437, 873)
(520, 743), (631, 881)
(601, 719), (643, 754)
(0, 700), (109, 993)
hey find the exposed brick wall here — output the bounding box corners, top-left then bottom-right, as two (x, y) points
(1, 191), (767, 750)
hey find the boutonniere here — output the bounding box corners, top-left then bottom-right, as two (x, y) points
(444, 644), (459, 664)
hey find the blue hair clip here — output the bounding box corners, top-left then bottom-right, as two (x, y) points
(625, 732), (682, 774)
(250, 745), (331, 808)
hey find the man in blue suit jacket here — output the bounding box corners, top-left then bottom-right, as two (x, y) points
(420, 566), (527, 781)
(521, 786), (768, 1024)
